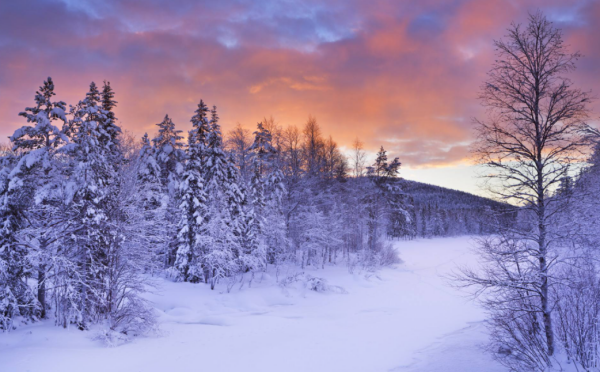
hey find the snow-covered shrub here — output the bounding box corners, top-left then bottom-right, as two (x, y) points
(554, 265), (600, 371)
(92, 295), (157, 347)
(373, 242), (402, 267)
(108, 296), (157, 337)
(347, 256), (358, 274)
(305, 276), (328, 292)
(278, 272), (305, 288)
(279, 272), (347, 294)
(93, 327), (131, 347)
(305, 275), (348, 294)
(0, 285), (18, 331)
(356, 242), (402, 272)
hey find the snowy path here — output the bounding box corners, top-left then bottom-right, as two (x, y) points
(0, 237), (507, 372)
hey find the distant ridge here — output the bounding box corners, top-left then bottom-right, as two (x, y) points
(397, 179), (510, 237)
(400, 179), (506, 210)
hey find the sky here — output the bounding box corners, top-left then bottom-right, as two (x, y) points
(1, 0), (599, 195)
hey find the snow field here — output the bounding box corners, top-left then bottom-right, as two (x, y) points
(0, 237), (506, 372)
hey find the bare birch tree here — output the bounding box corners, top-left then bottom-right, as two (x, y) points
(352, 137), (366, 178)
(458, 11), (592, 370)
(225, 123), (252, 182)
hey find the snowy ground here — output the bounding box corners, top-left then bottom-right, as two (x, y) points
(0, 237), (507, 372)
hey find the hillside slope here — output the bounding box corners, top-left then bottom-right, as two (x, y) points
(399, 179), (512, 237)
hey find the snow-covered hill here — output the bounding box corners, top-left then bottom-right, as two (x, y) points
(0, 237), (507, 372)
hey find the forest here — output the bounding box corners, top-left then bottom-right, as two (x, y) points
(0, 75), (502, 335)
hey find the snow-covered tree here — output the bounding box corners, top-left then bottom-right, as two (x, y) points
(204, 106), (228, 188)
(99, 81), (122, 165)
(152, 114), (185, 194)
(64, 81), (118, 329)
(248, 122), (287, 265)
(233, 167), (264, 272)
(137, 134), (163, 211)
(0, 161), (40, 330)
(136, 133), (166, 271)
(202, 203), (237, 290)
(0, 77), (69, 326)
(152, 115), (185, 267)
(52, 81), (155, 334)
(225, 124), (253, 183)
(249, 122), (277, 175)
(201, 105), (242, 286)
(364, 147), (408, 251)
(174, 131), (208, 282)
(13, 77), (68, 151)
(190, 100), (211, 156)
(262, 167), (287, 264)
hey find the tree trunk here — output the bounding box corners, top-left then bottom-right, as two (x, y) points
(535, 96), (554, 357)
(37, 264), (46, 319)
(538, 195), (554, 356)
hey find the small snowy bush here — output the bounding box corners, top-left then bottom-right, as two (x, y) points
(93, 328), (130, 347)
(306, 275), (347, 294)
(359, 242), (402, 272)
(93, 300), (159, 347)
(305, 276), (328, 292)
(0, 286), (19, 331)
(279, 273), (347, 294)
(108, 296), (158, 338)
(375, 243), (402, 266)
(278, 272), (306, 288)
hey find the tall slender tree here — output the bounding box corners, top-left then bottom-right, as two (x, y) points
(152, 115), (185, 267)
(66, 82), (118, 329)
(459, 12), (592, 369)
(174, 131), (208, 282)
(136, 133), (165, 271)
(9, 77), (69, 319)
(100, 81), (122, 165)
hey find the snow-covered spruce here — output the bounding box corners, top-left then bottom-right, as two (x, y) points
(1, 80), (155, 337)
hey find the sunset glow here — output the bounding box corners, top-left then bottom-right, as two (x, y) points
(1, 0), (599, 193)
